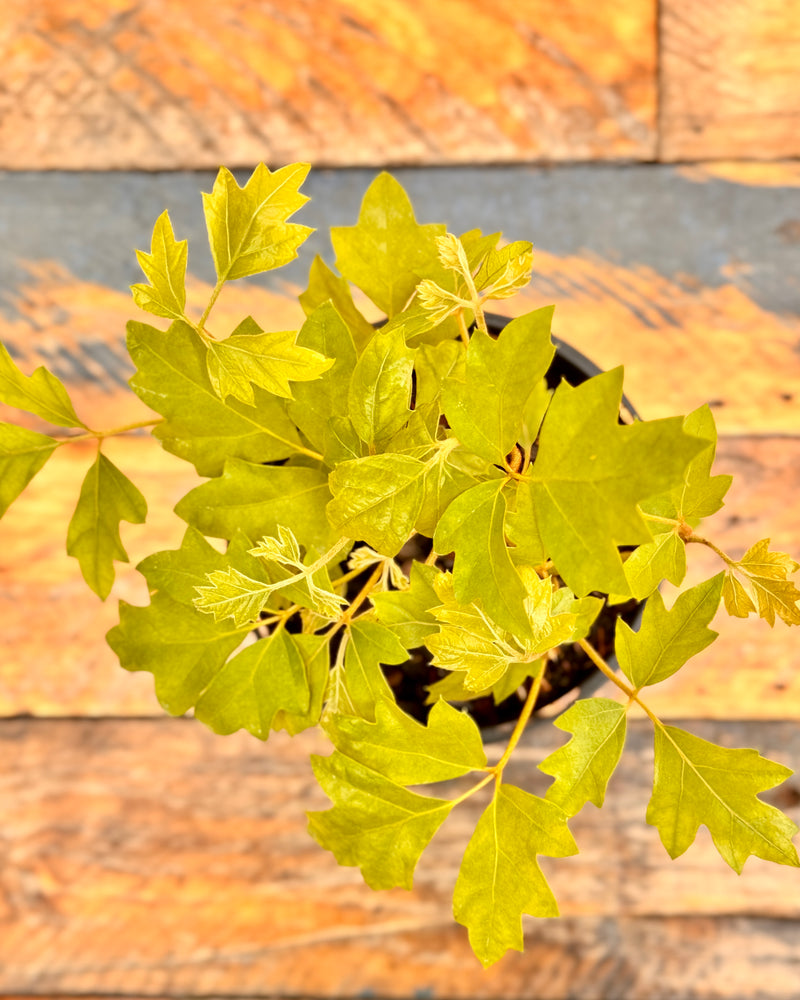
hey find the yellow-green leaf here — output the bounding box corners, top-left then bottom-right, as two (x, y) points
(0, 342), (85, 429)
(348, 326), (415, 448)
(202, 163), (313, 281)
(130, 210), (188, 322)
(66, 452), (147, 599)
(0, 422), (58, 517)
(724, 538), (800, 627)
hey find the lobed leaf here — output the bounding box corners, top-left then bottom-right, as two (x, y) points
(616, 573), (724, 689)
(723, 539), (800, 627)
(539, 698), (627, 816)
(0, 342), (85, 429)
(528, 368), (705, 597)
(308, 752), (454, 890)
(648, 725), (799, 872)
(328, 620), (407, 721)
(298, 255), (375, 354)
(66, 451), (148, 599)
(347, 326), (415, 448)
(130, 210), (188, 322)
(202, 163), (313, 281)
(205, 316), (332, 405)
(331, 172), (445, 317)
(0, 422), (59, 517)
(454, 784), (578, 968)
(371, 561), (441, 648)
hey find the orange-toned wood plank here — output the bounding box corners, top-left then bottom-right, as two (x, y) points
(660, 0), (800, 161)
(0, 717), (798, 996)
(0, 0), (656, 169)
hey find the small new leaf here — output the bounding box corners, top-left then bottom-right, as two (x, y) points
(454, 785), (578, 968)
(66, 452), (148, 599)
(205, 317), (332, 405)
(130, 210), (188, 321)
(0, 422), (59, 516)
(539, 699), (627, 816)
(616, 573), (724, 689)
(202, 163), (313, 281)
(308, 752), (455, 890)
(723, 539), (800, 626)
(0, 342), (85, 429)
(648, 725), (799, 872)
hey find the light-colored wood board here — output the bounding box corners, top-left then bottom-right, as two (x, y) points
(1, 431), (798, 719)
(0, 717), (798, 997)
(0, 0), (656, 170)
(660, 0), (800, 161)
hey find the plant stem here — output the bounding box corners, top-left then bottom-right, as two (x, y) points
(641, 512), (681, 529)
(456, 310), (471, 347)
(197, 279), (224, 333)
(56, 418), (164, 446)
(577, 637), (661, 727)
(684, 532), (737, 568)
(490, 659), (546, 778)
(327, 563), (384, 634)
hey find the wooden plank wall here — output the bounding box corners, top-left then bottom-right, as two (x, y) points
(1, 1), (800, 997)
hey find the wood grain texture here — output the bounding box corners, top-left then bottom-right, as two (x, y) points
(660, 0), (800, 161)
(0, 717), (798, 997)
(0, 0), (656, 169)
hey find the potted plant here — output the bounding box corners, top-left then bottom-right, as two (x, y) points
(1, 163), (798, 968)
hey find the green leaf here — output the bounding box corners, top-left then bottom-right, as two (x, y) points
(454, 785), (578, 968)
(539, 698), (627, 815)
(288, 303), (358, 451)
(324, 696), (487, 785)
(371, 561), (440, 647)
(0, 342), (85, 429)
(66, 451), (148, 600)
(473, 241), (534, 299)
(331, 172), (446, 317)
(416, 446), (485, 538)
(0, 422), (58, 516)
(348, 326), (415, 448)
(323, 415), (368, 466)
(127, 320), (305, 476)
(204, 316), (332, 405)
(648, 725), (799, 872)
(617, 528), (686, 601)
(434, 480), (531, 640)
(175, 459), (333, 553)
(193, 565), (277, 626)
(130, 210), (188, 322)
(202, 163), (312, 281)
(298, 255), (375, 354)
(327, 452), (428, 556)
(193, 626), (310, 739)
(308, 751), (454, 890)
(272, 633), (331, 735)
(616, 574), (724, 689)
(442, 308), (554, 464)
(723, 539), (800, 627)
(528, 368), (705, 596)
(328, 620), (407, 721)
(137, 526), (234, 605)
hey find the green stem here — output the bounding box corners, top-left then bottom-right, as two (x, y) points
(491, 659), (546, 778)
(641, 512), (681, 528)
(684, 532), (737, 568)
(57, 418), (164, 446)
(197, 278), (224, 334)
(577, 637), (661, 727)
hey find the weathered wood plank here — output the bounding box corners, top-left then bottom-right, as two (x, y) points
(0, 717), (798, 997)
(660, 0), (800, 161)
(0, 0), (656, 170)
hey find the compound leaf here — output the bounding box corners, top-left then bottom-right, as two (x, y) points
(205, 316), (332, 405)
(648, 725), (799, 872)
(539, 698), (627, 816)
(308, 751), (454, 890)
(66, 451), (148, 599)
(202, 163), (312, 281)
(616, 573), (724, 689)
(454, 784), (578, 968)
(0, 342), (85, 429)
(442, 308), (554, 464)
(528, 368), (705, 596)
(723, 539), (800, 627)
(0, 422), (59, 516)
(130, 210), (188, 322)
(128, 319), (304, 476)
(331, 172), (445, 317)
(324, 696), (487, 785)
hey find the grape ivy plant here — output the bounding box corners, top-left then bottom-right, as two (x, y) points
(2, 163), (799, 967)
